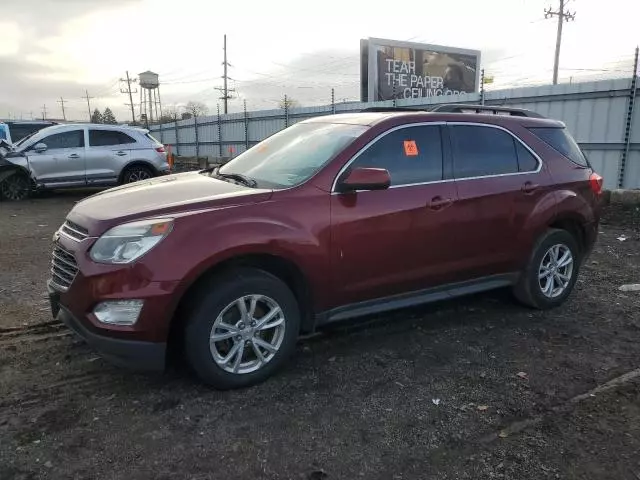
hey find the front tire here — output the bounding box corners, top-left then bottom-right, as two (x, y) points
(0, 172), (31, 201)
(184, 268), (300, 389)
(514, 229), (580, 309)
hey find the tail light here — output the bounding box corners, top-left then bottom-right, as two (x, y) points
(155, 146), (166, 153)
(589, 172), (603, 195)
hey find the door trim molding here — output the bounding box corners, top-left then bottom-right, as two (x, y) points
(315, 273), (519, 326)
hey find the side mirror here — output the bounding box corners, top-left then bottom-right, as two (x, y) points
(338, 167), (391, 192)
(33, 143), (48, 153)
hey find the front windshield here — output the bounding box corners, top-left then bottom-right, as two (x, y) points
(219, 122), (367, 188)
(14, 131), (38, 148)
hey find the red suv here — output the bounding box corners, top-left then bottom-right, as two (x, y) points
(48, 105), (603, 389)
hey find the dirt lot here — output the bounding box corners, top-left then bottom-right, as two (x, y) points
(1, 194), (640, 480)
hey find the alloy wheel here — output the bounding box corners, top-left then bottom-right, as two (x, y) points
(1, 175), (30, 201)
(538, 243), (574, 298)
(127, 169), (151, 183)
(209, 295), (286, 374)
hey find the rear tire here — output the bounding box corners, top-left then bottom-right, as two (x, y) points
(514, 228), (580, 309)
(0, 172), (31, 201)
(183, 268), (300, 389)
(122, 165), (153, 184)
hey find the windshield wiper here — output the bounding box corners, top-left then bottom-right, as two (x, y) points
(217, 171), (257, 188)
(202, 166), (257, 187)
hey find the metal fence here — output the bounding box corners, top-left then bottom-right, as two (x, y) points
(151, 77), (640, 190)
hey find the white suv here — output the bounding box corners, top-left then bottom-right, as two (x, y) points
(0, 123), (170, 200)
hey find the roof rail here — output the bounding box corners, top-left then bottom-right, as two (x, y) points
(360, 107), (424, 113)
(360, 104), (545, 118)
(429, 104), (545, 118)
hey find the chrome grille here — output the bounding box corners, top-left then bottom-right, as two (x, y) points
(60, 220), (89, 241)
(51, 244), (79, 291)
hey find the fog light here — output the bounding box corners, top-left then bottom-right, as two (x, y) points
(93, 300), (144, 326)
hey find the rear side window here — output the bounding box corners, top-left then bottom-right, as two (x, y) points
(39, 130), (84, 149)
(528, 127), (588, 167)
(350, 125), (443, 186)
(450, 125), (519, 178)
(515, 141), (539, 172)
(89, 130), (136, 146)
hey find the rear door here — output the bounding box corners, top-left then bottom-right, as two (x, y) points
(86, 129), (136, 185)
(330, 123), (458, 306)
(26, 129), (86, 187)
(446, 123), (547, 279)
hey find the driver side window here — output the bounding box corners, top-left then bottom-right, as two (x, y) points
(349, 125), (443, 186)
(35, 130), (84, 150)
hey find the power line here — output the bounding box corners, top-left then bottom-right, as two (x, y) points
(545, 0), (576, 85)
(82, 90), (94, 122)
(57, 97), (67, 120)
(120, 70), (138, 124)
(91, 78), (121, 98)
(41, 104), (47, 120)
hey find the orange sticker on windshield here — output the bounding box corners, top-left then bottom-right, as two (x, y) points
(404, 140), (418, 156)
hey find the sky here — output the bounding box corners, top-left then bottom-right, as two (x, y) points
(0, 0), (638, 122)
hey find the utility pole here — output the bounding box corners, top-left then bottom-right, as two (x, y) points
(120, 71), (138, 124)
(618, 46), (639, 188)
(223, 34), (229, 114)
(41, 104), (47, 120)
(57, 97), (67, 120)
(215, 34), (235, 114)
(83, 90), (94, 121)
(545, 0), (575, 85)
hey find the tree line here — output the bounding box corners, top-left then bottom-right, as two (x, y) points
(91, 107), (118, 124)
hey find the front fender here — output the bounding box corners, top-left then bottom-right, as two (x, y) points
(0, 158), (31, 183)
(153, 204), (331, 316)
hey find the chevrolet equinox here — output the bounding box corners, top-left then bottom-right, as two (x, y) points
(48, 105), (603, 389)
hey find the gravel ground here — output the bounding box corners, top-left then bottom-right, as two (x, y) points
(1, 194), (640, 480)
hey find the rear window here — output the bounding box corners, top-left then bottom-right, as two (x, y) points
(145, 133), (161, 145)
(528, 127), (589, 167)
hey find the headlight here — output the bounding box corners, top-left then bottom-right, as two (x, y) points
(90, 218), (173, 264)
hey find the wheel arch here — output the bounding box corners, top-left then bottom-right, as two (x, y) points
(548, 215), (587, 254)
(118, 160), (158, 183)
(0, 163), (31, 183)
(167, 251), (315, 358)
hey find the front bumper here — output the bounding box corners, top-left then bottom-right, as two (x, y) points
(49, 284), (166, 371)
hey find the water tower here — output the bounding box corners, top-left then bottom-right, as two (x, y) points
(138, 71), (162, 125)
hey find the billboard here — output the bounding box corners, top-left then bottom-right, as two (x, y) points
(360, 38), (481, 102)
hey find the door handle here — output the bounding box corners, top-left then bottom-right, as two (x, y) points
(115, 151), (127, 156)
(427, 196), (454, 210)
(521, 181), (539, 194)
(68, 153), (80, 159)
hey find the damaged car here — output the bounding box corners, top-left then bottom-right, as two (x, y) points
(0, 123), (170, 201)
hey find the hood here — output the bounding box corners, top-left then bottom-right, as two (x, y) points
(69, 171), (272, 226)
